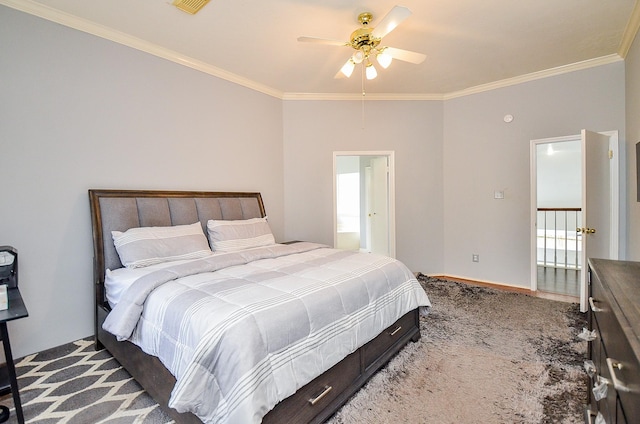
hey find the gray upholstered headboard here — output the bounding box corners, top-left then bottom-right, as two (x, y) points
(88, 189), (266, 308)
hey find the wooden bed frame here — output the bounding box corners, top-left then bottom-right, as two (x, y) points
(89, 189), (421, 423)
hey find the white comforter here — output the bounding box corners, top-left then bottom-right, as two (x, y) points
(103, 242), (431, 424)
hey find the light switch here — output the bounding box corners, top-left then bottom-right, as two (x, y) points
(494, 190), (505, 199)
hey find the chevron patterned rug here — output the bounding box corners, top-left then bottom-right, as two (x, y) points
(3, 338), (172, 423)
(2, 276), (588, 423)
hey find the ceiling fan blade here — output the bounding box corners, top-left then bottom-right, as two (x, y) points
(383, 46), (426, 64)
(371, 5), (412, 39)
(297, 36), (349, 47)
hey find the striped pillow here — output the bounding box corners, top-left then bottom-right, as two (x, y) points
(112, 222), (212, 269)
(207, 217), (275, 252)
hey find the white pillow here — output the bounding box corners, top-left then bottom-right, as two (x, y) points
(105, 258), (195, 307)
(207, 217), (275, 252)
(112, 222), (212, 269)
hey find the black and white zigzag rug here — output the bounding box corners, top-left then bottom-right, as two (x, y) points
(4, 338), (172, 424)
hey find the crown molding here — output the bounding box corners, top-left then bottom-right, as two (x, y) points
(0, 0), (284, 99)
(618, 0), (640, 58)
(284, 55), (623, 101)
(1, 0), (629, 102)
(282, 92), (444, 101)
(442, 54), (624, 100)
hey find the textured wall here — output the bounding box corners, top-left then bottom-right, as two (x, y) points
(443, 63), (625, 287)
(0, 6), (284, 357)
(283, 100), (445, 274)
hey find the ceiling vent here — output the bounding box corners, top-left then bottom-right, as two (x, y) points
(172, 0), (210, 15)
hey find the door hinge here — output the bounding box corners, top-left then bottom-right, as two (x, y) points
(608, 150), (613, 159)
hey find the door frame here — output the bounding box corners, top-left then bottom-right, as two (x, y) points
(333, 151), (396, 258)
(529, 131), (619, 295)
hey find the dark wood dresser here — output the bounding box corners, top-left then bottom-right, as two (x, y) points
(586, 259), (640, 424)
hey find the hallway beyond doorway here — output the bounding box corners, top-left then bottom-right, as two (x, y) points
(536, 266), (580, 298)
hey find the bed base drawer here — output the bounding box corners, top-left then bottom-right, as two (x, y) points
(98, 308), (420, 424)
(264, 308), (421, 424)
(264, 350), (360, 423)
(362, 311), (417, 370)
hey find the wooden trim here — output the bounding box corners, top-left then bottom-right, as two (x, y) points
(430, 275), (533, 295)
(430, 274), (579, 303)
(537, 207), (581, 212)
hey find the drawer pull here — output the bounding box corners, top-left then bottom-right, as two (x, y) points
(606, 358), (631, 393)
(588, 297), (603, 312)
(389, 326), (402, 336)
(584, 409), (595, 424)
(584, 359), (596, 377)
(309, 385), (333, 405)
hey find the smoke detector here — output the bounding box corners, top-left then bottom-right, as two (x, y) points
(172, 0), (210, 15)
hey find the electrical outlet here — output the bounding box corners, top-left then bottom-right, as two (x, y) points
(472, 254), (479, 262)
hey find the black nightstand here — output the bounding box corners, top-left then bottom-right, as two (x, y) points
(0, 288), (28, 424)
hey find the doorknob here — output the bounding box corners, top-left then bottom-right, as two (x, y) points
(576, 227), (596, 234)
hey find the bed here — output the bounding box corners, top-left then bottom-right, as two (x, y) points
(89, 189), (431, 424)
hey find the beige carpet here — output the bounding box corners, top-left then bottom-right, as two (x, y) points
(4, 275), (587, 423)
(327, 275), (588, 424)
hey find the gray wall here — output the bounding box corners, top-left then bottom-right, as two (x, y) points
(282, 100), (445, 274)
(283, 64), (625, 289)
(626, 29), (640, 260)
(0, 6), (284, 358)
(442, 63), (625, 287)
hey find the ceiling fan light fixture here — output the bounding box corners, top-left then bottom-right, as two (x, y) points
(340, 60), (355, 78)
(376, 51), (393, 69)
(365, 62), (377, 80)
(352, 50), (365, 64)
(297, 6), (424, 84)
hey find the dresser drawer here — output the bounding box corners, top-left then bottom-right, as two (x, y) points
(589, 275), (614, 347)
(588, 259), (640, 424)
(616, 398), (628, 424)
(588, 316), (604, 413)
(603, 326), (640, 422)
(362, 311), (417, 369)
(264, 349), (361, 424)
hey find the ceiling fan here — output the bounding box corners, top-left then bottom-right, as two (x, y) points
(298, 5), (426, 80)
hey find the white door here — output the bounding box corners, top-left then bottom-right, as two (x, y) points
(367, 157), (390, 255)
(579, 130), (612, 311)
(334, 152), (396, 258)
(530, 130), (618, 311)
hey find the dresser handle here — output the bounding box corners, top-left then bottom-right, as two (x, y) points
(389, 326), (402, 336)
(309, 385), (333, 405)
(584, 409), (595, 424)
(588, 297), (603, 312)
(606, 358), (631, 393)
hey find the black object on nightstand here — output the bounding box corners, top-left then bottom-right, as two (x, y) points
(0, 246), (28, 424)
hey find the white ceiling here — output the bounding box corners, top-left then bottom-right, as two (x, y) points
(4, 0), (639, 98)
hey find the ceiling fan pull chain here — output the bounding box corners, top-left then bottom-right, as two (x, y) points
(361, 65), (366, 129)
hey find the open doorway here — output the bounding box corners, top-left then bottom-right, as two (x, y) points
(530, 130), (619, 309)
(333, 152), (396, 257)
(534, 138), (582, 297)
